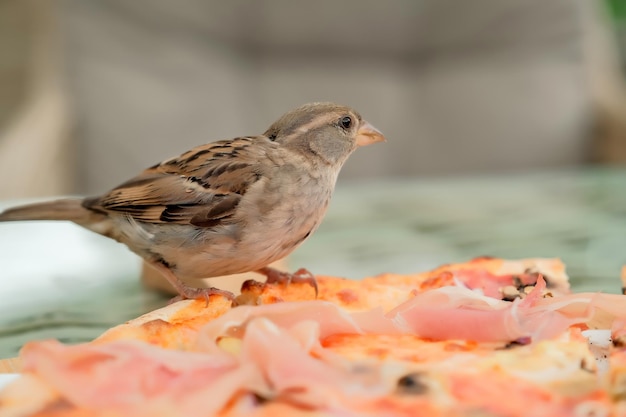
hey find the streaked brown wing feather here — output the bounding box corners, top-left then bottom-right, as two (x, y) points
(83, 137), (269, 226)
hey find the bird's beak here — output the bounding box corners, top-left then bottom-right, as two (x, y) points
(355, 121), (386, 147)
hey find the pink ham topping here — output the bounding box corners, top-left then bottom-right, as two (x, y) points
(21, 340), (242, 416)
(450, 269), (540, 299)
(20, 313), (389, 416)
(198, 277), (626, 346)
(15, 273), (626, 414)
(387, 277), (583, 342)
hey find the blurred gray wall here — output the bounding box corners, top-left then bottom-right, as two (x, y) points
(1, 0), (625, 198)
(0, 0), (73, 198)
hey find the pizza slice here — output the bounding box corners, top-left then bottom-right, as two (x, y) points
(1, 258), (625, 417)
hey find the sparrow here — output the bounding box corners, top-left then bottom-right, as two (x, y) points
(0, 102), (385, 302)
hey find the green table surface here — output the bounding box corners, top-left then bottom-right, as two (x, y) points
(1, 167), (625, 359)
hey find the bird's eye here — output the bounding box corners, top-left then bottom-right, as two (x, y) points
(340, 116), (352, 129)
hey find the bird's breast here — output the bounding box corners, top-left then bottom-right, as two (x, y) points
(230, 165), (335, 262)
(162, 164), (337, 279)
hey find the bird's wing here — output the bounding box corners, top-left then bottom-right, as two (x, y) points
(83, 137), (271, 227)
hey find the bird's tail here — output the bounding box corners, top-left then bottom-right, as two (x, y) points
(0, 199), (96, 225)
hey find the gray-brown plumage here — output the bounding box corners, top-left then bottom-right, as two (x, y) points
(0, 102), (385, 301)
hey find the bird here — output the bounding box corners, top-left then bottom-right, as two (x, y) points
(0, 102), (385, 302)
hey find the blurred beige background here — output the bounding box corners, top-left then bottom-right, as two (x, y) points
(1, 0), (626, 199)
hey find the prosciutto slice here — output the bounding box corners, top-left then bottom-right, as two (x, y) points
(196, 300), (402, 353)
(450, 269), (540, 299)
(196, 278), (626, 346)
(18, 315), (391, 416)
(387, 277), (583, 342)
(20, 340), (244, 416)
(13, 274), (626, 415)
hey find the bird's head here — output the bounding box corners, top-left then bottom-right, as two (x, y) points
(264, 102), (386, 166)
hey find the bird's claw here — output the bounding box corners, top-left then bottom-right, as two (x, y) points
(169, 286), (235, 306)
(257, 267), (319, 298)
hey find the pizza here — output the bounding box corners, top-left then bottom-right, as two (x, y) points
(1, 257), (626, 417)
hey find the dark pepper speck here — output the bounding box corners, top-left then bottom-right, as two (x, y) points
(396, 373), (428, 395)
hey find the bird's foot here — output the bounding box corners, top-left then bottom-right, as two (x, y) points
(256, 267), (318, 297)
(148, 261), (234, 306)
(168, 286), (235, 305)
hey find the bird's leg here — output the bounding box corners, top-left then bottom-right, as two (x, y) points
(255, 267), (318, 297)
(148, 262), (235, 305)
